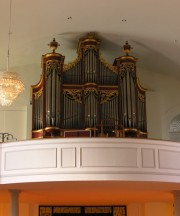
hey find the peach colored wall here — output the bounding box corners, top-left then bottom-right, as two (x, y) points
(0, 203), (38, 216)
(144, 202), (173, 216)
(127, 203), (144, 216)
(0, 203), (9, 216)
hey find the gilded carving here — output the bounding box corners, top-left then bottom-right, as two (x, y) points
(100, 90), (118, 103)
(100, 57), (118, 73)
(138, 91), (145, 102)
(84, 88), (98, 99)
(39, 207), (52, 216)
(137, 78), (147, 92)
(78, 32), (100, 52)
(53, 207), (81, 213)
(113, 206), (126, 216)
(120, 63), (135, 77)
(39, 206), (126, 216)
(33, 89), (42, 99)
(46, 61), (61, 70)
(64, 89), (82, 103)
(63, 56), (81, 72)
(85, 207), (112, 213)
(83, 44), (99, 52)
(45, 62), (61, 79)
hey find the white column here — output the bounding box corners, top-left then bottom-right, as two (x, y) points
(9, 190), (20, 216)
(173, 191), (180, 216)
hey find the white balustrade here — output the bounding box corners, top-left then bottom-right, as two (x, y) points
(0, 138), (180, 184)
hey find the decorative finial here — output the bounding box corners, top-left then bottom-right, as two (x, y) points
(87, 32), (96, 38)
(48, 38), (60, 53)
(123, 41), (133, 55)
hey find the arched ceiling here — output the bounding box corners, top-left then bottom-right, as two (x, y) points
(0, 0), (180, 80)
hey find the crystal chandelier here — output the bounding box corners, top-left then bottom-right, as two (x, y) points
(0, 71), (25, 106)
(0, 0), (25, 106)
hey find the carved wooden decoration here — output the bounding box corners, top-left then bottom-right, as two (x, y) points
(39, 205), (126, 216)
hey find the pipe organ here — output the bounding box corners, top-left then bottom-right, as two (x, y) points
(31, 33), (147, 138)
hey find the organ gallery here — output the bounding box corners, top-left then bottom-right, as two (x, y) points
(31, 33), (147, 138)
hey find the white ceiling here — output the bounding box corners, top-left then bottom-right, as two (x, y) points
(1, 0), (180, 80)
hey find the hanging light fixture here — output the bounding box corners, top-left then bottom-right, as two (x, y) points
(0, 0), (25, 106)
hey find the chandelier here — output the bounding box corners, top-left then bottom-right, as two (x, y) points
(0, 71), (25, 106)
(0, 0), (25, 106)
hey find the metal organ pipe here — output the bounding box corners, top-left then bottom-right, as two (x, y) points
(129, 73), (133, 127)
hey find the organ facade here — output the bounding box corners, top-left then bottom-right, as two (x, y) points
(31, 33), (147, 138)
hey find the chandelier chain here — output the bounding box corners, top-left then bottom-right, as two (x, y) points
(7, 0), (13, 71)
(0, 0), (25, 106)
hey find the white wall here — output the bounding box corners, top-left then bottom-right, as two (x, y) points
(0, 106), (27, 141)
(138, 68), (180, 140)
(2, 63), (41, 140)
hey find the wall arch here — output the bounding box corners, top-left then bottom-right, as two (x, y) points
(162, 104), (180, 140)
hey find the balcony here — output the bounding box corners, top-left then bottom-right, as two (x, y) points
(1, 137), (180, 216)
(1, 137), (180, 184)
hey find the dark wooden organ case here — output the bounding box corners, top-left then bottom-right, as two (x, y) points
(31, 33), (147, 138)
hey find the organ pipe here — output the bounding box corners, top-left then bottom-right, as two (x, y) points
(113, 41), (147, 137)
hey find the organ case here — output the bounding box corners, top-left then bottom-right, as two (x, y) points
(31, 33), (147, 138)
